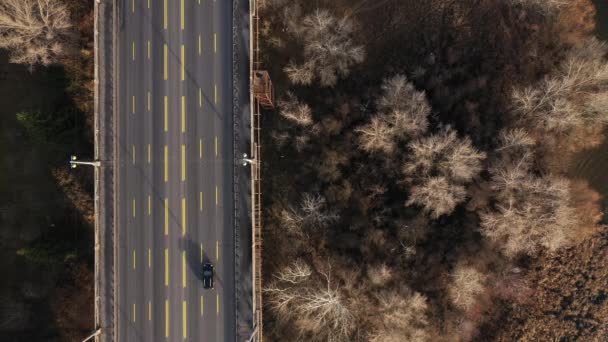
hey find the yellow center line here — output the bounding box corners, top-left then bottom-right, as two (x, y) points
(148, 301), (151, 321)
(147, 144), (151, 164)
(148, 194), (151, 215)
(199, 88), (202, 108)
(182, 300), (187, 339)
(181, 44), (185, 81)
(164, 198), (169, 235)
(181, 96), (186, 133)
(214, 33), (217, 53)
(198, 34), (202, 56)
(163, 0), (168, 30)
(163, 44), (168, 80)
(199, 139), (203, 159)
(164, 248), (169, 286)
(133, 249), (136, 270)
(216, 240), (219, 261)
(132, 41), (135, 61)
(182, 251), (187, 288)
(214, 84), (218, 104)
(164, 96), (168, 132)
(132, 145), (136, 165)
(181, 197), (187, 236)
(148, 0), (150, 9)
(215, 136), (218, 157)
(216, 294), (219, 316)
(147, 40), (150, 60)
(132, 0), (135, 13)
(199, 191), (203, 212)
(165, 300), (170, 337)
(133, 303), (136, 322)
(200, 295), (204, 316)
(148, 248), (151, 268)
(147, 91), (151, 112)
(132, 95), (136, 114)
(181, 144), (186, 181)
(132, 198), (136, 217)
(215, 186), (218, 207)
(164, 145), (168, 182)
(181, 0), (185, 31)
(200, 243), (203, 263)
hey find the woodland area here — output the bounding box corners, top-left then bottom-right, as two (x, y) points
(0, 0), (95, 340)
(259, 0), (608, 341)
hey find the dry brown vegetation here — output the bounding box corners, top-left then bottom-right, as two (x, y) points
(260, 0), (607, 340)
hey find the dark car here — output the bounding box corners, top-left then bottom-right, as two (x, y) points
(202, 263), (214, 289)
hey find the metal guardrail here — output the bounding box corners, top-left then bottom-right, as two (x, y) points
(250, 0), (264, 340)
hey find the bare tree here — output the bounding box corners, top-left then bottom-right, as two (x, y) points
(448, 265), (487, 311)
(406, 177), (467, 219)
(511, 38), (608, 134)
(278, 93), (314, 126)
(0, 0), (73, 68)
(481, 166), (579, 256)
(368, 288), (430, 342)
(355, 116), (395, 154)
(274, 259), (312, 284)
(378, 75), (431, 139)
(265, 265), (355, 341)
(402, 127), (485, 218)
(284, 9), (365, 87)
(404, 127), (485, 183)
(356, 75), (431, 154)
(280, 193), (339, 235)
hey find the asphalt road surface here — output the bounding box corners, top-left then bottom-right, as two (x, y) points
(115, 0), (235, 340)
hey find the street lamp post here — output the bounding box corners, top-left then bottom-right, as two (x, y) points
(70, 155), (101, 168)
(241, 153), (257, 166)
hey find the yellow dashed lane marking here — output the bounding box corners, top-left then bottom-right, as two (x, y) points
(164, 96), (168, 132)
(147, 194), (151, 215)
(147, 144), (151, 164)
(132, 41), (135, 61)
(216, 240), (219, 261)
(215, 136), (218, 157)
(133, 249), (136, 270)
(181, 0), (185, 31)
(164, 44), (168, 80)
(132, 0), (135, 13)
(215, 186), (218, 207)
(165, 300), (170, 337)
(181, 44), (185, 81)
(132, 95), (136, 114)
(199, 139), (203, 159)
(199, 88), (202, 108)
(165, 248), (169, 286)
(199, 191), (203, 212)
(148, 301), (151, 321)
(200, 295), (204, 316)
(182, 300), (187, 339)
(148, 248), (151, 268)
(200, 243), (203, 262)
(147, 40), (150, 60)
(132, 145), (136, 164)
(182, 251), (187, 288)
(164, 145), (168, 182)
(132, 198), (136, 217)
(214, 84), (217, 104)
(216, 294), (219, 316)
(164, 198), (169, 235)
(214, 33), (217, 53)
(133, 303), (136, 322)
(181, 144), (186, 181)
(147, 91), (151, 112)
(163, 0), (168, 30)
(198, 34), (202, 56)
(181, 197), (187, 236)
(181, 96), (186, 133)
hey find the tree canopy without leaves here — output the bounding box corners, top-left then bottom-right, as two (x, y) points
(511, 38), (608, 134)
(278, 93), (314, 127)
(284, 9), (365, 87)
(480, 135), (579, 256)
(403, 127), (485, 218)
(356, 75), (431, 154)
(0, 0), (73, 67)
(509, 0), (569, 14)
(448, 265), (487, 311)
(368, 288), (430, 342)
